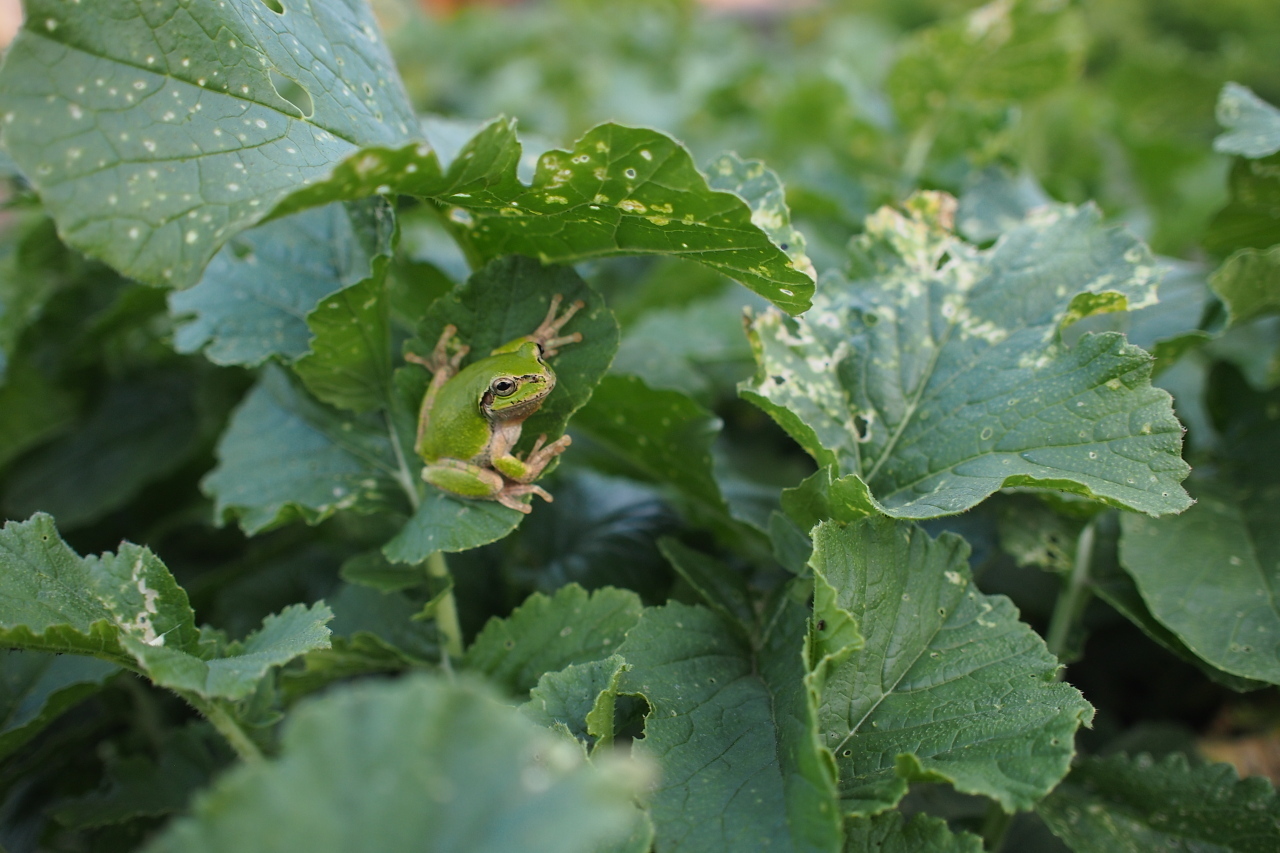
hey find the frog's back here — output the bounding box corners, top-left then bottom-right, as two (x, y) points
(419, 362), (494, 462)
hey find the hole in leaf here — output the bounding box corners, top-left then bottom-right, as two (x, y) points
(269, 69), (313, 118)
(862, 311), (878, 326)
(936, 251), (951, 270)
(852, 414), (871, 441)
(262, 0), (284, 11)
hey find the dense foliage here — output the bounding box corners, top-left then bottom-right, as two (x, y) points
(0, 0), (1278, 850)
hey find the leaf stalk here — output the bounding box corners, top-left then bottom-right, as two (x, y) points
(427, 551), (465, 661)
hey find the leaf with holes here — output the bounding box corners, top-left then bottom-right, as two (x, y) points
(810, 517), (1093, 815)
(742, 193), (1190, 519)
(616, 598), (850, 853)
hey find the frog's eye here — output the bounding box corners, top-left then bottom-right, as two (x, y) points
(491, 377), (518, 397)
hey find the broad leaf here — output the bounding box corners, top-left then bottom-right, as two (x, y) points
(0, 513), (331, 700)
(1211, 246), (1280, 326)
(0, 650), (118, 761)
(657, 538), (754, 633)
(1038, 753), (1280, 852)
(1119, 368), (1280, 685)
(0, 357), (75, 470)
(0, 5), (812, 312)
(0, 0), (417, 289)
(617, 599), (848, 853)
(811, 518), (1093, 815)
(1214, 83), (1280, 159)
(143, 676), (651, 853)
(466, 584), (642, 695)
(203, 365), (406, 535)
(844, 812), (982, 853)
(742, 193), (1190, 519)
(1120, 482), (1280, 685)
(170, 199), (396, 368)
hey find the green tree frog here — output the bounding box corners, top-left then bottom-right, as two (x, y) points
(407, 295), (584, 513)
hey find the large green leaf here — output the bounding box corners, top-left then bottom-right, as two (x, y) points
(0, 4), (812, 312)
(466, 584), (643, 696)
(1120, 483), (1280, 685)
(1214, 83), (1280, 159)
(0, 0), (416, 289)
(203, 365), (406, 535)
(810, 518), (1093, 815)
(1119, 368), (1280, 685)
(521, 654), (629, 749)
(170, 199), (396, 368)
(0, 650), (118, 761)
(618, 599), (848, 853)
(0, 357), (76, 470)
(1037, 753), (1280, 852)
(742, 193), (1190, 519)
(143, 676), (650, 853)
(293, 270), (394, 413)
(0, 513), (331, 701)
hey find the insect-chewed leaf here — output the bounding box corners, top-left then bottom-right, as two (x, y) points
(742, 192), (1190, 519)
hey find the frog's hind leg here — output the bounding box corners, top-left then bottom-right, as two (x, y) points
(495, 482), (553, 514)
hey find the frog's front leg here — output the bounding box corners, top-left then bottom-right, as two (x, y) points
(485, 421), (572, 484)
(422, 458), (551, 514)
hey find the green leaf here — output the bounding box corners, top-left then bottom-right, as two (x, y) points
(126, 602), (333, 702)
(810, 518), (1093, 815)
(573, 375), (729, 523)
(781, 467), (877, 535)
(1119, 483), (1280, 685)
(338, 550), (426, 594)
(1214, 83), (1280, 159)
(0, 650), (118, 761)
(293, 269), (394, 413)
(0, 514), (330, 700)
(844, 812), (982, 853)
(0, 4), (811, 313)
(143, 676), (651, 853)
(54, 723), (231, 828)
(521, 654), (629, 749)
(381, 489), (524, 560)
(466, 584), (643, 696)
(203, 365), (405, 535)
(742, 193), (1191, 519)
(702, 152), (814, 285)
(617, 599), (847, 853)
(0, 0), (418, 289)
(170, 199), (396, 368)
(1211, 246), (1280, 326)
(1037, 753), (1280, 852)
(3, 373), (204, 528)
(1204, 154), (1280, 256)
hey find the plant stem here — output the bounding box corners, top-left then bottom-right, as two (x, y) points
(427, 551), (464, 661)
(1046, 521), (1096, 674)
(981, 802), (1013, 852)
(386, 409), (421, 513)
(186, 694), (263, 763)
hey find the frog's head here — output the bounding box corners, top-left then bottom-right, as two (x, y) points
(479, 341), (556, 421)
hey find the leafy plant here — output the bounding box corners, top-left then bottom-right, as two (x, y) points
(0, 0), (1279, 851)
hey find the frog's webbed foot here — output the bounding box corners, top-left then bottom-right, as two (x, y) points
(496, 483), (554, 514)
(406, 324), (470, 377)
(532, 294), (586, 357)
